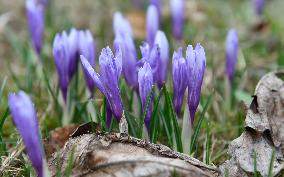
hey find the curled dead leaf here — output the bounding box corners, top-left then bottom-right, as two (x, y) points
(220, 71), (284, 177)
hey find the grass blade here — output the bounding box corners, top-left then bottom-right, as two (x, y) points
(190, 93), (213, 154)
(150, 87), (164, 143)
(65, 146), (75, 177)
(139, 85), (154, 138)
(268, 149), (275, 177)
(0, 76), (7, 105)
(42, 69), (61, 116)
(163, 86), (183, 152)
(205, 119), (211, 164)
(55, 150), (63, 177)
(0, 107), (9, 132)
(92, 99), (107, 131)
(0, 107), (10, 156)
(124, 110), (138, 137)
(159, 109), (173, 148)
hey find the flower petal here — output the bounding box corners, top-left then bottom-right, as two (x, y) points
(80, 55), (105, 95)
(8, 91), (43, 177)
(138, 62), (154, 129)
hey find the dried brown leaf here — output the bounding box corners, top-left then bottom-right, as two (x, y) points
(220, 71), (284, 177)
(48, 133), (219, 177)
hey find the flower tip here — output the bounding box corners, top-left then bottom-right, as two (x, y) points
(80, 55), (88, 65)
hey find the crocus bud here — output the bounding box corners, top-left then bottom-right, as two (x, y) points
(113, 12), (133, 38)
(146, 5), (159, 47)
(170, 0), (184, 40)
(172, 48), (187, 117)
(53, 32), (70, 101)
(113, 12), (138, 88)
(80, 46), (124, 121)
(154, 30), (169, 88)
(186, 43), (206, 123)
(78, 30), (96, 93)
(225, 29), (238, 82)
(138, 62), (154, 129)
(8, 91), (44, 177)
(253, 0), (265, 15)
(26, 0), (44, 56)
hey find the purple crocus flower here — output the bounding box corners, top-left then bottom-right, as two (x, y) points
(8, 91), (44, 177)
(146, 5), (159, 47)
(113, 12), (138, 88)
(26, 0), (44, 56)
(154, 30), (169, 88)
(253, 0), (265, 15)
(170, 0), (184, 40)
(225, 29), (238, 82)
(138, 62), (153, 129)
(172, 48), (187, 117)
(186, 43), (206, 123)
(80, 46), (124, 120)
(78, 30), (96, 93)
(53, 32), (70, 101)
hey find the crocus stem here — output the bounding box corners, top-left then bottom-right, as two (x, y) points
(43, 160), (50, 177)
(62, 88), (74, 126)
(132, 91), (140, 118)
(224, 76), (232, 109)
(182, 105), (191, 155)
(142, 124), (150, 142)
(86, 90), (97, 123)
(119, 111), (128, 134)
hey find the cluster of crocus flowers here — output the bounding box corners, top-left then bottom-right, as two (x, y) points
(170, 0), (184, 40)
(138, 30), (169, 88)
(138, 62), (154, 129)
(113, 12), (138, 89)
(8, 91), (44, 177)
(53, 28), (95, 101)
(172, 44), (206, 123)
(225, 29), (239, 83)
(26, 0), (45, 56)
(80, 46), (124, 124)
